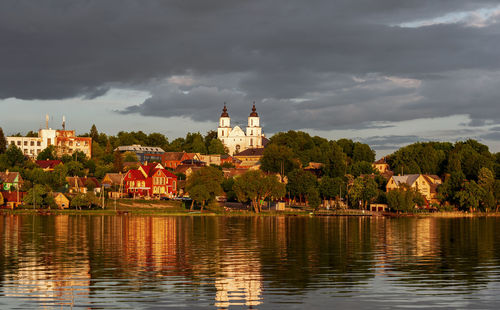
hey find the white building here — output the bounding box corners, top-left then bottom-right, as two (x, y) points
(6, 117), (92, 158)
(217, 103), (265, 155)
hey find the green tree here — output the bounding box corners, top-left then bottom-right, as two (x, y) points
(90, 124), (99, 142)
(5, 145), (25, 167)
(286, 169), (317, 204)
(352, 142), (375, 163)
(348, 176), (378, 209)
(123, 151), (139, 162)
(66, 161), (84, 177)
(478, 167), (496, 211)
(386, 186), (425, 212)
(233, 170), (286, 213)
(456, 181), (486, 212)
(260, 144), (300, 177)
(71, 192), (100, 209)
(185, 166), (224, 211)
(36, 145), (57, 160)
(208, 139), (227, 155)
(0, 127), (6, 154)
(324, 141), (347, 178)
(319, 176), (345, 200)
(23, 184), (49, 208)
(147, 132), (168, 148)
(307, 187), (321, 210)
(113, 150), (123, 172)
(348, 161), (375, 177)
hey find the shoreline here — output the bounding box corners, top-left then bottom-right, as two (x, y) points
(1, 206), (500, 218)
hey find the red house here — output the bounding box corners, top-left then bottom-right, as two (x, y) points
(124, 163), (178, 198)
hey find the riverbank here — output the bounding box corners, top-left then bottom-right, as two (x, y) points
(2, 199), (499, 217)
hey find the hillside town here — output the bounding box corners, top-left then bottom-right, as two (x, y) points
(0, 104), (499, 213)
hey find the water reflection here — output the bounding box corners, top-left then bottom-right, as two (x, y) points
(0, 215), (500, 308)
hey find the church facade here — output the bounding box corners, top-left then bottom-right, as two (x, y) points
(217, 103), (264, 155)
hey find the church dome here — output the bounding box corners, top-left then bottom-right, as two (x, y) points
(249, 102), (258, 117)
(221, 103), (229, 117)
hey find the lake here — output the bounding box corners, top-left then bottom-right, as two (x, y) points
(1, 215), (500, 309)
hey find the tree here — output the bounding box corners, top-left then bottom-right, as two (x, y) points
(260, 144), (300, 177)
(66, 161), (84, 177)
(233, 170), (286, 213)
(0, 127), (6, 154)
(123, 151), (139, 162)
(90, 124), (99, 142)
(147, 133), (168, 148)
(5, 145), (25, 167)
(185, 166), (224, 211)
(23, 184), (49, 208)
(386, 186), (425, 212)
(456, 181), (486, 212)
(348, 176), (378, 209)
(71, 192), (100, 209)
(113, 150), (123, 172)
(319, 176), (345, 200)
(208, 139), (227, 155)
(307, 187), (321, 210)
(477, 167), (496, 211)
(37, 145), (57, 160)
(287, 169), (317, 205)
(324, 141), (347, 178)
(352, 142), (375, 163)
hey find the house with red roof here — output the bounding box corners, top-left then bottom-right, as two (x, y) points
(35, 160), (63, 171)
(123, 163), (178, 198)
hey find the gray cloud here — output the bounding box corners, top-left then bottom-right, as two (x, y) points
(2, 0), (500, 137)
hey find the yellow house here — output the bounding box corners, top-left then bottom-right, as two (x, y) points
(373, 157), (390, 174)
(53, 192), (70, 209)
(386, 174), (442, 205)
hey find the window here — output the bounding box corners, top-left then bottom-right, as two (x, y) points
(24, 141), (28, 146)
(10, 141), (14, 145)
(17, 141), (21, 145)
(37, 141), (41, 146)
(30, 141), (34, 146)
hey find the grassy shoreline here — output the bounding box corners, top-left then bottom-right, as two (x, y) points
(2, 202), (500, 218)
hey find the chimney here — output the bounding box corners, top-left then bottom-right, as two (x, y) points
(45, 114), (49, 129)
(62, 115), (66, 130)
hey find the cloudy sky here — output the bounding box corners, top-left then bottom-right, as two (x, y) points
(1, 0), (500, 156)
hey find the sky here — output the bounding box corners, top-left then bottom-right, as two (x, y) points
(1, 0), (500, 157)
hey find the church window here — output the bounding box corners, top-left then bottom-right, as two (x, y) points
(251, 119), (253, 126)
(251, 130), (253, 135)
(250, 138), (253, 146)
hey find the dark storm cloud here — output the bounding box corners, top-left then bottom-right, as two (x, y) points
(481, 126), (500, 141)
(2, 0), (500, 132)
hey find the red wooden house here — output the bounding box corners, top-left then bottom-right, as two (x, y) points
(124, 163), (178, 198)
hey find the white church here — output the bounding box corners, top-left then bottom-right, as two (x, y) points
(217, 103), (266, 155)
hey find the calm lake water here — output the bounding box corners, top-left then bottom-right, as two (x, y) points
(1, 215), (500, 309)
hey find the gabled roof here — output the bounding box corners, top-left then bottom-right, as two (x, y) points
(36, 160), (62, 169)
(234, 148), (265, 157)
(229, 126), (245, 137)
(162, 152), (186, 161)
(81, 177), (101, 187)
(0, 172), (21, 183)
(374, 157), (388, 165)
(66, 176), (85, 187)
(125, 169), (146, 180)
(103, 173), (124, 185)
(391, 174), (420, 187)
